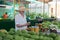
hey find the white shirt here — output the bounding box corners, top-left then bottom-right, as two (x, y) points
(15, 13), (27, 30)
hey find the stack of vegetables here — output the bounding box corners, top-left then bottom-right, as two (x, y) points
(0, 28), (60, 40)
(52, 21), (60, 29)
(41, 21), (60, 29)
(37, 13), (49, 18)
(29, 12), (36, 20)
(42, 21), (52, 28)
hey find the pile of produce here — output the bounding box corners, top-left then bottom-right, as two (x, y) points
(52, 21), (60, 29)
(42, 21), (52, 28)
(29, 12), (36, 20)
(0, 28), (60, 40)
(42, 21), (60, 29)
(37, 13), (49, 18)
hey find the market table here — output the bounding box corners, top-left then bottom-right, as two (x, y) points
(0, 18), (56, 31)
(43, 18), (56, 21)
(0, 19), (15, 31)
(27, 18), (56, 26)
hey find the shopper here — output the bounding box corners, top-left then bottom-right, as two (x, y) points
(15, 5), (30, 30)
(3, 12), (8, 19)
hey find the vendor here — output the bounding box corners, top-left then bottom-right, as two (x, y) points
(15, 5), (30, 30)
(3, 12), (8, 19)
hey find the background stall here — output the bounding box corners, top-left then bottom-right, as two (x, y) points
(0, 0), (15, 31)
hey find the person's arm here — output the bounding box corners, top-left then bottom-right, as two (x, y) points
(16, 23), (29, 27)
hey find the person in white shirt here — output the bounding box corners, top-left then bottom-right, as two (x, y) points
(15, 6), (30, 30)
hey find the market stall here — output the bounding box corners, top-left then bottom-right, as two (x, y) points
(0, 0), (15, 31)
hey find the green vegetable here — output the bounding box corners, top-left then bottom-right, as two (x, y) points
(39, 36), (44, 40)
(49, 33), (57, 39)
(42, 21), (51, 28)
(0, 31), (7, 37)
(39, 32), (45, 36)
(43, 36), (53, 40)
(8, 28), (15, 35)
(0, 37), (2, 40)
(29, 13), (36, 20)
(22, 33), (31, 38)
(15, 36), (23, 40)
(28, 38), (35, 40)
(30, 35), (39, 39)
(6, 35), (13, 39)
(15, 30), (22, 36)
(0, 28), (59, 40)
(55, 35), (60, 40)
(24, 38), (29, 40)
(28, 31), (37, 35)
(21, 30), (27, 33)
(3, 38), (11, 40)
(39, 36), (53, 40)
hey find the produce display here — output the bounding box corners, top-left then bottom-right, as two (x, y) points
(29, 13), (36, 20)
(27, 13), (50, 20)
(0, 28), (60, 40)
(52, 21), (60, 29)
(37, 13), (49, 18)
(42, 21), (51, 28)
(42, 21), (60, 29)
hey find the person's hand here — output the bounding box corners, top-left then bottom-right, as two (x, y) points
(27, 22), (31, 26)
(16, 22), (31, 28)
(28, 22), (30, 25)
(25, 22), (30, 26)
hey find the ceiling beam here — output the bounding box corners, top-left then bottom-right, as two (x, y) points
(36, 0), (53, 3)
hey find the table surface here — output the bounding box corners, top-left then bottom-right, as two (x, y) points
(0, 19), (15, 31)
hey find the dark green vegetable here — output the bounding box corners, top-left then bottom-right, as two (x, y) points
(0, 28), (59, 40)
(49, 33), (57, 40)
(8, 28), (15, 35)
(15, 36), (23, 40)
(15, 30), (22, 36)
(28, 31), (37, 35)
(55, 35), (60, 40)
(21, 30), (28, 33)
(30, 35), (39, 39)
(0, 37), (2, 40)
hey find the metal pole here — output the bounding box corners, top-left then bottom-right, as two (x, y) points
(13, 0), (16, 17)
(43, 0), (45, 18)
(18, 0), (20, 4)
(55, 0), (57, 18)
(48, 3), (49, 17)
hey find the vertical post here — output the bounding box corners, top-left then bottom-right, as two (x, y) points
(55, 0), (57, 18)
(24, 2), (29, 18)
(13, 0), (16, 17)
(43, 0), (45, 18)
(48, 3), (49, 17)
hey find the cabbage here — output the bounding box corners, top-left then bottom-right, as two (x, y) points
(49, 33), (57, 38)
(30, 35), (39, 39)
(15, 36), (23, 40)
(28, 31), (37, 35)
(0, 37), (2, 40)
(8, 28), (15, 35)
(55, 35), (60, 40)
